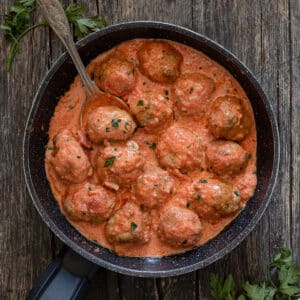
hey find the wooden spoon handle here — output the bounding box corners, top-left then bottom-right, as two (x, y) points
(37, 0), (98, 96)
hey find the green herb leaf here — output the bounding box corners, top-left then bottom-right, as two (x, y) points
(149, 143), (156, 150)
(124, 121), (130, 131)
(47, 146), (54, 150)
(130, 222), (138, 232)
(137, 100), (144, 106)
(65, 3), (107, 39)
(270, 248), (293, 269)
(144, 141), (157, 150)
(104, 156), (116, 167)
(209, 274), (237, 300)
(199, 179), (208, 183)
(1, 1), (107, 71)
(242, 282), (276, 300)
(234, 191), (240, 197)
(278, 265), (300, 296)
(111, 119), (121, 128)
(210, 248), (300, 300)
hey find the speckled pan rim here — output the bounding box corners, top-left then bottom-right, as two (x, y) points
(23, 21), (280, 277)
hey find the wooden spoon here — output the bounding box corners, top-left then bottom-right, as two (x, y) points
(37, 0), (129, 128)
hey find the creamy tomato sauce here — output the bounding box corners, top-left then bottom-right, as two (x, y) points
(45, 39), (257, 257)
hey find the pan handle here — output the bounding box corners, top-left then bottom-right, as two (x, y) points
(26, 247), (99, 300)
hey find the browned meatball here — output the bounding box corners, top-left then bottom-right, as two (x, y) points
(94, 56), (136, 97)
(86, 106), (136, 143)
(206, 140), (248, 176)
(157, 125), (204, 171)
(63, 184), (116, 222)
(173, 73), (215, 114)
(128, 89), (173, 130)
(158, 205), (202, 247)
(190, 178), (241, 219)
(96, 140), (144, 189)
(105, 202), (150, 244)
(50, 130), (92, 183)
(208, 96), (251, 141)
(134, 166), (174, 209)
(138, 41), (183, 83)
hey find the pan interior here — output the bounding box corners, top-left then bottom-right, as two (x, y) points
(24, 22), (278, 276)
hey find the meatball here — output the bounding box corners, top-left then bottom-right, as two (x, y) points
(50, 130), (92, 183)
(158, 205), (202, 247)
(206, 140), (248, 176)
(94, 56), (136, 97)
(157, 125), (204, 171)
(63, 184), (116, 222)
(208, 96), (251, 141)
(173, 73), (215, 114)
(86, 106), (136, 143)
(190, 178), (241, 219)
(96, 140), (144, 188)
(134, 166), (174, 209)
(128, 90), (173, 130)
(138, 41), (183, 83)
(105, 202), (150, 244)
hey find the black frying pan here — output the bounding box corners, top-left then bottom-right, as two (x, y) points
(23, 21), (280, 299)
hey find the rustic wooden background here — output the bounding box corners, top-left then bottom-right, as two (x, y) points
(0, 0), (299, 299)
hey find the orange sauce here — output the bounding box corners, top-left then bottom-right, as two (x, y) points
(45, 39), (257, 257)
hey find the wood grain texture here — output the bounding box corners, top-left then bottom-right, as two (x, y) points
(290, 0), (300, 266)
(0, 0), (299, 299)
(0, 1), (53, 299)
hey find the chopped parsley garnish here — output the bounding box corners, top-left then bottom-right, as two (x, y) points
(149, 143), (157, 150)
(234, 190), (240, 197)
(130, 222), (138, 232)
(47, 146), (54, 151)
(247, 153), (252, 159)
(199, 179), (208, 183)
(104, 156), (116, 167)
(67, 104), (74, 110)
(137, 100), (144, 106)
(145, 141), (157, 150)
(124, 121), (130, 131)
(111, 119), (121, 128)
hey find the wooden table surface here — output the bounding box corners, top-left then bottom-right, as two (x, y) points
(1, 0), (299, 299)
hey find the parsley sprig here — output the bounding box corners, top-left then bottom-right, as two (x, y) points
(0, 0), (107, 72)
(64, 4), (106, 39)
(210, 248), (300, 300)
